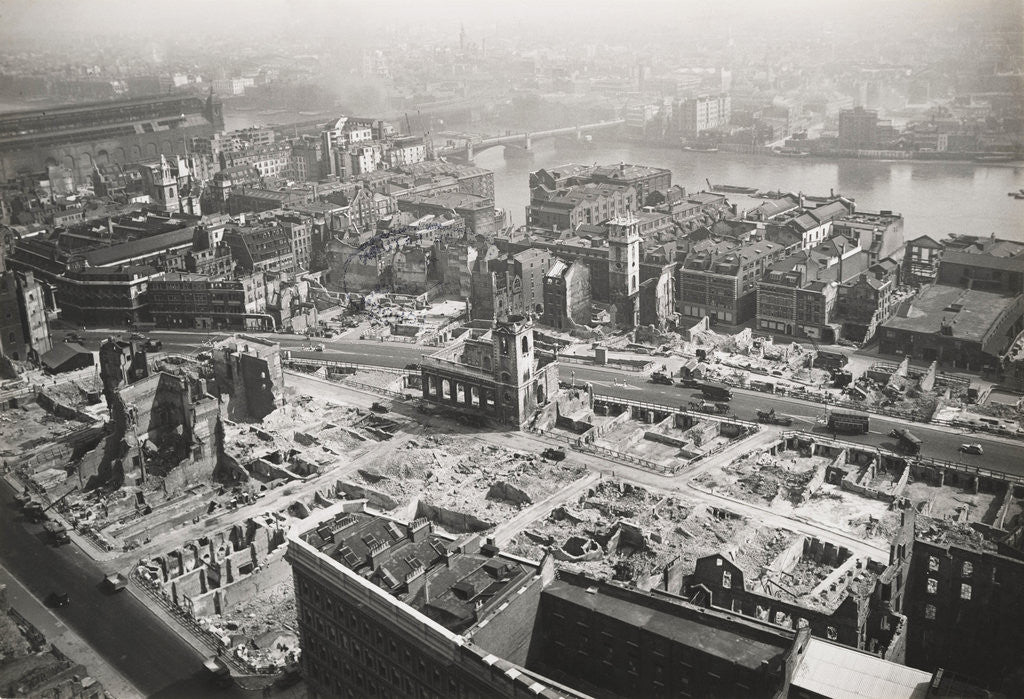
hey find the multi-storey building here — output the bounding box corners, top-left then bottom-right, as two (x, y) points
(832, 209), (905, 264)
(147, 272), (270, 331)
(0, 93), (224, 183)
(277, 212), (313, 271)
(833, 260), (900, 343)
(902, 235), (945, 286)
(227, 187), (311, 216)
(676, 93), (731, 135)
(387, 136), (427, 167)
(527, 183), (637, 231)
(223, 223), (296, 274)
(0, 243), (53, 362)
(935, 243), (1024, 295)
(397, 191), (501, 238)
(541, 259), (591, 330)
(397, 161), (495, 200)
(470, 249), (552, 322)
(221, 142), (292, 179)
(288, 503), (934, 699)
(879, 284), (1024, 371)
(757, 238), (869, 342)
(60, 265), (162, 327)
(679, 238), (786, 325)
(838, 107), (879, 150)
(530, 163), (670, 210)
(905, 521), (1024, 695)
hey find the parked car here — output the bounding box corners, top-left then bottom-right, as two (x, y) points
(542, 448), (567, 461)
(650, 372), (674, 385)
(370, 402), (389, 414)
(959, 443), (984, 455)
(47, 592), (70, 608)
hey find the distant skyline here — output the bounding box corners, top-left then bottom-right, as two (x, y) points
(1, 0), (1019, 45)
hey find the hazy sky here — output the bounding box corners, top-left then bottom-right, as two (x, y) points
(0, 0), (1019, 51)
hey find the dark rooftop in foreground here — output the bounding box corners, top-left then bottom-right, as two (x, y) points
(302, 510), (533, 633)
(544, 577), (791, 671)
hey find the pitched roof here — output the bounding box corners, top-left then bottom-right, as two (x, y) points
(41, 342), (91, 370)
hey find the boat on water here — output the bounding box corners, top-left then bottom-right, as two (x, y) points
(975, 153), (1018, 163)
(771, 147), (810, 157)
(710, 184), (759, 195)
(682, 145), (720, 153)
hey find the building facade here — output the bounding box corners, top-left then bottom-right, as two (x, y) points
(541, 259), (591, 330)
(419, 316), (559, 428)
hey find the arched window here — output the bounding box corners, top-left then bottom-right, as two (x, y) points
(521, 335), (529, 354)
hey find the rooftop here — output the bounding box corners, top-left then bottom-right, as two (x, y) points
(883, 284), (1022, 343)
(83, 226), (194, 267)
(544, 577), (792, 671)
(791, 638), (932, 699)
(303, 509), (534, 633)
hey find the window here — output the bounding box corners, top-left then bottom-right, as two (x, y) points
(962, 561), (973, 577)
(926, 578), (938, 595)
(826, 626), (838, 640)
(722, 571), (732, 588)
(925, 604), (936, 620)
(960, 584), (971, 600)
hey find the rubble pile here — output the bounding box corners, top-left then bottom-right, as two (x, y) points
(695, 451), (820, 505)
(506, 481), (791, 588)
(343, 435), (586, 527)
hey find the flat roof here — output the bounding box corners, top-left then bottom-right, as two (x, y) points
(83, 227), (193, 267)
(883, 284), (1021, 342)
(792, 638), (932, 699)
(544, 580), (788, 671)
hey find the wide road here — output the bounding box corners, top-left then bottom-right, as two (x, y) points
(0, 477), (249, 699)
(562, 365), (1023, 477)
(65, 328), (1021, 477)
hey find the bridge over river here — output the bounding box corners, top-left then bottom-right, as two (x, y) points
(435, 119), (625, 162)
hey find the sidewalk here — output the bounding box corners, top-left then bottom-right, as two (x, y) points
(0, 566), (143, 699)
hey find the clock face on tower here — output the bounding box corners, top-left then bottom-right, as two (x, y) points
(615, 262), (624, 270)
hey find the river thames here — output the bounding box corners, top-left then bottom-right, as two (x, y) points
(470, 139), (1024, 242)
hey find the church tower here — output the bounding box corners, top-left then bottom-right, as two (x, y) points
(492, 314), (534, 386)
(607, 216), (641, 327)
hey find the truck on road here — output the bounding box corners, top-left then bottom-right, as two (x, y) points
(890, 428), (922, 455)
(44, 521), (70, 544)
(689, 400), (731, 415)
(826, 410), (870, 434)
(697, 382), (733, 401)
(756, 408), (793, 426)
(103, 573), (129, 592)
(813, 350), (849, 370)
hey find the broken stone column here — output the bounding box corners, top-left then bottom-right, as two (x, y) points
(920, 361), (937, 392)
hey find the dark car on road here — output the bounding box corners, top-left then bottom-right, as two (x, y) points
(47, 592), (70, 608)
